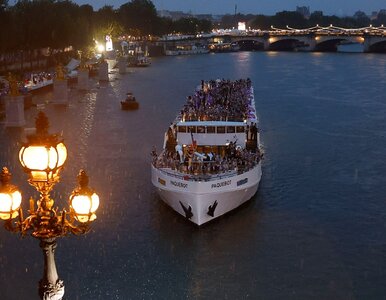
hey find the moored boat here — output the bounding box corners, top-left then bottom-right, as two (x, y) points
(165, 44), (209, 56)
(209, 42), (241, 53)
(136, 56), (151, 67)
(128, 55), (151, 67)
(151, 79), (262, 225)
(22, 72), (53, 94)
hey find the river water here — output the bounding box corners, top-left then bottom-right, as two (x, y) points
(1, 51), (386, 299)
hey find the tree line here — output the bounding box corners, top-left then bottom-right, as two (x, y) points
(0, 0), (211, 60)
(0, 0), (385, 72)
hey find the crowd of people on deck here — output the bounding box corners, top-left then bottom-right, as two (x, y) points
(23, 72), (52, 87)
(0, 72), (53, 96)
(151, 78), (261, 180)
(19, 72), (53, 94)
(179, 78), (253, 122)
(151, 143), (262, 181)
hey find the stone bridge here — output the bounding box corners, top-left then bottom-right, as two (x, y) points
(156, 25), (386, 53)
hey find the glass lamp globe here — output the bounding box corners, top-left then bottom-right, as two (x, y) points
(70, 193), (99, 223)
(0, 167), (22, 220)
(69, 170), (99, 223)
(19, 142), (67, 182)
(18, 111), (67, 183)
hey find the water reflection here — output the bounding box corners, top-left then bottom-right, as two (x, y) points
(1, 51), (386, 298)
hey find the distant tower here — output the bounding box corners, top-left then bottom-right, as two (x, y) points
(296, 6), (311, 19)
(234, 4), (237, 16)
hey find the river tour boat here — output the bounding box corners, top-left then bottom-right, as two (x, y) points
(165, 44), (210, 56)
(151, 78), (262, 225)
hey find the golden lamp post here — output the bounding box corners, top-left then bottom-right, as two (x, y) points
(0, 111), (100, 300)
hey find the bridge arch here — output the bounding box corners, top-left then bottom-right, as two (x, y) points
(368, 40), (386, 52)
(234, 39), (265, 51)
(231, 36), (267, 50)
(267, 35), (313, 51)
(314, 36), (364, 51)
(269, 38), (304, 51)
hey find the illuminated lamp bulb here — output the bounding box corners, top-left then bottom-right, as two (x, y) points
(97, 44), (105, 53)
(69, 170), (99, 223)
(18, 112), (67, 183)
(0, 167), (22, 220)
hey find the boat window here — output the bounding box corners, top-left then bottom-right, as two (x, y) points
(197, 126), (206, 133)
(236, 126), (245, 133)
(217, 126), (225, 133)
(178, 126), (187, 133)
(226, 126), (235, 133)
(188, 126), (196, 133)
(206, 126), (216, 133)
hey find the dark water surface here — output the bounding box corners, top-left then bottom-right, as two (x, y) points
(1, 51), (386, 299)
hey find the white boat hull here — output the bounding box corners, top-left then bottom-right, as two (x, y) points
(151, 162), (262, 225)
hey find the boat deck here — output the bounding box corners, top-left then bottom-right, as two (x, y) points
(178, 79), (255, 123)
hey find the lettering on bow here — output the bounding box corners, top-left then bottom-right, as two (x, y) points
(211, 180), (231, 189)
(170, 180), (188, 188)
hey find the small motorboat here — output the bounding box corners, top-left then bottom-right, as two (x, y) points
(127, 55), (151, 67)
(121, 92), (139, 110)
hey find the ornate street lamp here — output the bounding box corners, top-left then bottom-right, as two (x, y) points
(0, 111), (100, 300)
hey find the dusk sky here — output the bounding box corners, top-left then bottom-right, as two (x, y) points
(70, 0), (386, 16)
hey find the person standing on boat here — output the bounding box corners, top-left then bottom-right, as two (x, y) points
(187, 134), (197, 173)
(250, 123), (257, 141)
(186, 145), (194, 173)
(166, 124), (176, 152)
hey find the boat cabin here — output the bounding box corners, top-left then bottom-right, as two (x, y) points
(176, 121), (247, 147)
